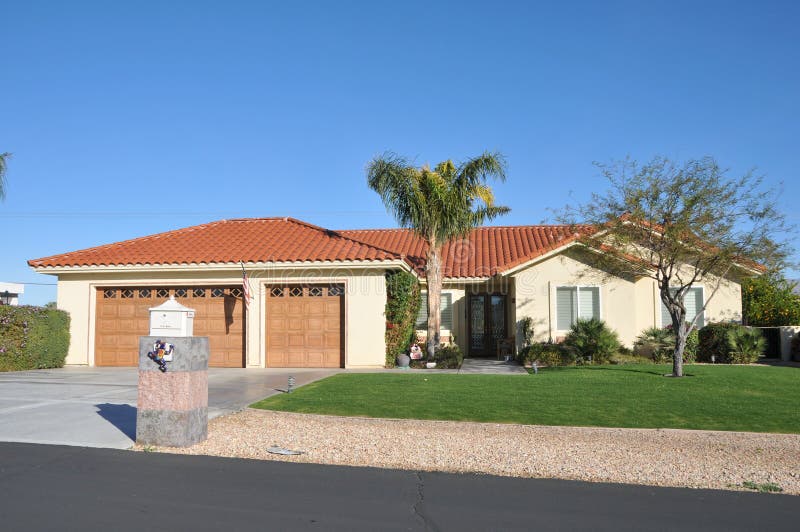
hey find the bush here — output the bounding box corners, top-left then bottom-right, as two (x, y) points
(698, 322), (742, 363)
(433, 344), (463, 369)
(726, 327), (766, 364)
(562, 319), (621, 365)
(0, 305), (70, 371)
(684, 328), (699, 363)
(634, 326), (698, 363)
(518, 342), (574, 367)
(384, 271), (421, 367)
(634, 327), (674, 362)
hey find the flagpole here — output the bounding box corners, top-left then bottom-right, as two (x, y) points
(239, 260), (250, 368)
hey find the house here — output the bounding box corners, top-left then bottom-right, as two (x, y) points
(28, 217), (747, 368)
(0, 282), (24, 306)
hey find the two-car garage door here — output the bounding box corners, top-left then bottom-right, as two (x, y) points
(95, 286), (246, 367)
(94, 284), (344, 368)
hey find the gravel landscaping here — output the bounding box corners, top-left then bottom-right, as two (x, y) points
(148, 409), (800, 495)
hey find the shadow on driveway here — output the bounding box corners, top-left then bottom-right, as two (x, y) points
(95, 403), (137, 442)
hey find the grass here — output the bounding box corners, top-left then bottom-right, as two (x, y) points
(251, 364), (800, 434)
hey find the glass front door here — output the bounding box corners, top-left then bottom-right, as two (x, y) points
(469, 294), (506, 357)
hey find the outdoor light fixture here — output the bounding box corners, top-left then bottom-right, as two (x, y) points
(287, 375), (295, 393)
(532, 362), (538, 375)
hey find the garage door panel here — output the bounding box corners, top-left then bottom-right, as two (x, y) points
(95, 286), (245, 367)
(266, 284), (343, 368)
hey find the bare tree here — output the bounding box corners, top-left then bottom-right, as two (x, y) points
(561, 156), (792, 377)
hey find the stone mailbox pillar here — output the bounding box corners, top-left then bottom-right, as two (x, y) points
(136, 297), (209, 447)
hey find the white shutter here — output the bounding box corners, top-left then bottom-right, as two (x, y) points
(440, 293), (453, 330)
(578, 287), (600, 320)
(556, 287), (576, 330)
(660, 287), (704, 327)
(416, 292), (453, 330)
(416, 297), (428, 329)
(685, 288), (704, 327)
(661, 298), (672, 327)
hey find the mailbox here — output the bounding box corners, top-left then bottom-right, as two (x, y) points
(149, 296), (195, 337)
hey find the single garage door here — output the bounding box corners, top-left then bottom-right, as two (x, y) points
(95, 286), (245, 367)
(266, 284), (344, 368)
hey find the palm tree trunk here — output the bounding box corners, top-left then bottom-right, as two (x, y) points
(425, 244), (443, 361)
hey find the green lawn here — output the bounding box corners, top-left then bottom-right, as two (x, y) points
(251, 364), (800, 434)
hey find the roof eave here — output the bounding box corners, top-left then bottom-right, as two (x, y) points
(30, 259), (412, 275)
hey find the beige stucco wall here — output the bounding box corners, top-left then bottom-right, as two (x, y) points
(510, 250), (744, 348)
(52, 266), (387, 368)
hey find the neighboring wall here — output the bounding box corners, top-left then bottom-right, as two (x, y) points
(54, 267), (387, 367)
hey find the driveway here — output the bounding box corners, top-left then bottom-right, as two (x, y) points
(0, 367), (338, 449)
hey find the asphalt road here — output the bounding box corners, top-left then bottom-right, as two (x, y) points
(0, 442), (795, 531)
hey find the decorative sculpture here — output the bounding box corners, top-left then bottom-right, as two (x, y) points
(147, 339), (174, 373)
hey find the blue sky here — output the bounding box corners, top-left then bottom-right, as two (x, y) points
(2, 0), (798, 305)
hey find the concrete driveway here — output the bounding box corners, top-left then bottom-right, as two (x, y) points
(0, 367), (338, 449)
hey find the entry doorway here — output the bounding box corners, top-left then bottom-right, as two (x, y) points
(468, 294), (507, 357)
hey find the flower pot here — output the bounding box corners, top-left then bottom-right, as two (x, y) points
(426, 362), (437, 369)
(396, 353), (410, 368)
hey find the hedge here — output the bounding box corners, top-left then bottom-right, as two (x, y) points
(384, 271), (421, 367)
(0, 305), (70, 371)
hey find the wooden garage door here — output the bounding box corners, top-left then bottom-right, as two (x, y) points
(266, 285), (343, 368)
(95, 286), (245, 367)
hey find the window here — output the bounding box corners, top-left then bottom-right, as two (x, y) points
(660, 287), (704, 328)
(416, 293), (453, 331)
(556, 286), (600, 330)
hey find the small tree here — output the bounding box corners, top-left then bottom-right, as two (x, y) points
(561, 156), (792, 377)
(742, 273), (800, 326)
(368, 152), (509, 359)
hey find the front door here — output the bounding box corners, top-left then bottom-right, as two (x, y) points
(468, 294), (507, 357)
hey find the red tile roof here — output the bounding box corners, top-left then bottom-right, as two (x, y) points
(341, 226), (578, 278)
(28, 218), (581, 278)
(28, 218), (404, 269)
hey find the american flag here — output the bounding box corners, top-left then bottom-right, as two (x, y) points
(240, 262), (252, 309)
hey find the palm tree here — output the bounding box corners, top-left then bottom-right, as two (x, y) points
(0, 152), (9, 200)
(367, 151), (510, 359)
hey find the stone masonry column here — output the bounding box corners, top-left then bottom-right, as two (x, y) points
(136, 336), (209, 447)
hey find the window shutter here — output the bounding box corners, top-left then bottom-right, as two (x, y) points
(661, 298), (672, 327)
(578, 287), (600, 320)
(685, 288), (704, 327)
(416, 292), (454, 330)
(440, 293), (453, 330)
(556, 287), (576, 330)
(660, 287), (704, 327)
(416, 298), (428, 329)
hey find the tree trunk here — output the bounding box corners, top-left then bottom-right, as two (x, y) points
(672, 325), (686, 377)
(425, 243), (442, 361)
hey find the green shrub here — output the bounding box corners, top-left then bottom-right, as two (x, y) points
(634, 327), (674, 362)
(433, 344), (463, 369)
(634, 326), (698, 363)
(684, 328), (699, 363)
(517, 342), (572, 367)
(562, 319), (621, 365)
(384, 271), (421, 367)
(726, 327), (766, 364)
(698, 322), (742, 363)
(0, 305), (70, 371)
(519, 317), (535, 348)
(610, 351), (654, 365)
